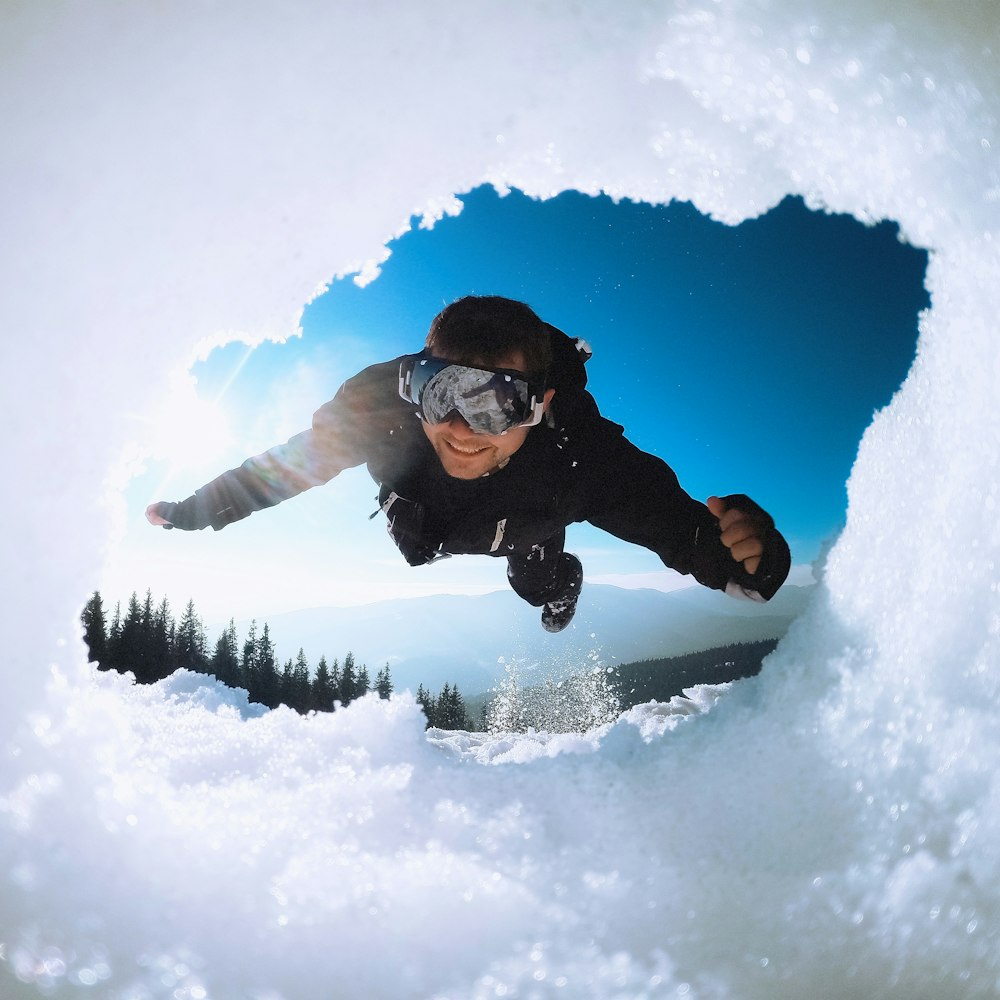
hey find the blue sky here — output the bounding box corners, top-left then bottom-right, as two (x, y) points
(107, 185), (928, 622)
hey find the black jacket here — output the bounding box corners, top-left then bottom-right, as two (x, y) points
(161, 328), (791, 601)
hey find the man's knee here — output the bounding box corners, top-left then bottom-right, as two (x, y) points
(507, 546), (579, 606)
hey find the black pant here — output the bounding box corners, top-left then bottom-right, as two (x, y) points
(506, 530), (574, 607)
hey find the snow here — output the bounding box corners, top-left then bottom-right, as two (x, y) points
(2, 1), (999, 997)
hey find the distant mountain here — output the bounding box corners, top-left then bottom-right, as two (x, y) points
(208, 583), (814, 697)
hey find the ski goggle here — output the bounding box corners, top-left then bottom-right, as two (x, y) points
(398, 354), (547, 435)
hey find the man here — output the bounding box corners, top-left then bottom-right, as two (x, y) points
(147, 295), (791, 632)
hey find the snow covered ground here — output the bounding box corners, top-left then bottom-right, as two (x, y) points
(3, 1), (1000, 997)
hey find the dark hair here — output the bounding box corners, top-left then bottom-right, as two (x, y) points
(425, 295), (552, 377)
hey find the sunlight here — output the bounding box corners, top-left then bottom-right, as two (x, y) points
(147, 369), (235, 476)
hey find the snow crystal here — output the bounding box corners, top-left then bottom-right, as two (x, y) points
(2, 1), (999, 997)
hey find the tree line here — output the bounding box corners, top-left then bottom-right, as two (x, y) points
(611, 638), (781, 707)
(81, 590), (472, 729)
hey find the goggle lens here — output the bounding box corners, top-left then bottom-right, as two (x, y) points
(400, 356), (544, 435)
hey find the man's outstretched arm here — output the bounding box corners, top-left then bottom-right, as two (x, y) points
(144, 368), (383, 531)
(143, 444), (319, 531)
(576, 420), (791, 601)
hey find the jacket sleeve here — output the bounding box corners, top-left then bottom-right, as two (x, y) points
(160, 378), (371, 531)
(573, 409), (791, 601)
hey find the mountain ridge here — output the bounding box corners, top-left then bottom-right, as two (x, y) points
(208, 582), (814, 696)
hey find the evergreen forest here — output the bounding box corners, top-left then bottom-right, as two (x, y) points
(610, 639), (780, 707)
(80, 590), (473, 730)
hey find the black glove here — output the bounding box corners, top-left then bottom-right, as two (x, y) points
(379, 489), (446, 566)
(148, 500), (178, 530)
(720, 493), (791, 600)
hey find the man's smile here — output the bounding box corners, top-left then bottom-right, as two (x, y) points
(422, 413), (531, 479)
(443, 437), (492, 456)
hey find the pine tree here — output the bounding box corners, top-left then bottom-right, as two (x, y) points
(241, 620), (259, 694)
(290, 648), (311, 714)
(211, 619), (241, 689)
(175, 599), (208, 673)
(438, 683), (453, 727)
(117, 592), (148, 681)
(328, 657), (342, 706)
(280, 658), (295, 707)
(375, 664), (393, 700)
(312, 655), (335, 713)
(106, 601), (123, 671)
(150, 596), (174, 681)
(81, 591), (108, 669)
(253, 622), (281, 709)
(356, 663), (370, 699)
(140, 590), (157, 672)
(141, 589), (155, 628)
(416, 684), (436, 728)
(340, 651), (357, 707)
(447, 684), (470, 731)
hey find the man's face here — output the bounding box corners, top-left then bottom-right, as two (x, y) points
(420, 351), (554, 480)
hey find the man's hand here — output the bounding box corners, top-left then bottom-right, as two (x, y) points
(145, 502), (174, 528)
(706, 495), (767, 575)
